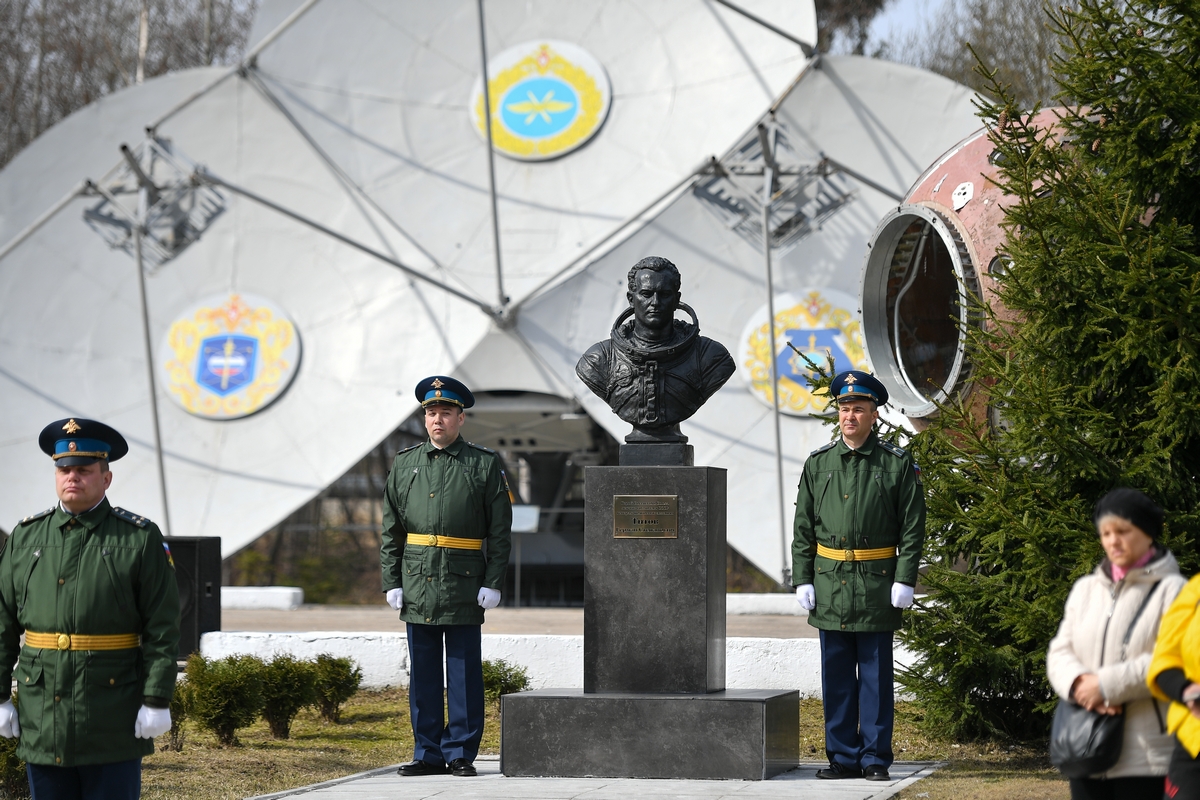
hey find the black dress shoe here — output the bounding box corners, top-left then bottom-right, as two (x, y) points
(863, 765), (891, 781)
(397, 760), (448, 777)
(449, 758), (477, 777)
(816, 762), (863, 779)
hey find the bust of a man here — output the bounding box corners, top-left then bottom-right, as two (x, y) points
(575, 256), (735, 443)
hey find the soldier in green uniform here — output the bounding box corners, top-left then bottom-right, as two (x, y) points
(380, 376), (512, 778)
(792, 371), (925, 782)
(0, 418), (180, 799)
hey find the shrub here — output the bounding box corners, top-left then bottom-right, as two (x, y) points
(185, 653), (265, 746)
(164, 678), (193, 752)
(312, 654), (361, 724)
(260, 654), (317, 739)
(482, 658), (530, 702)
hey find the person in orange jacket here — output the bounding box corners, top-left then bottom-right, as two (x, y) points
(1148, 569), (1200, 797)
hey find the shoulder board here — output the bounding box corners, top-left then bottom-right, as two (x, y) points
(16, 508), (54, 526)
(110, 507), (150, 528)
(879, 441), (908, 458)
(396, 443), (422, 455)
(809, 440), (838, 457)
(466, 441), (496, 454)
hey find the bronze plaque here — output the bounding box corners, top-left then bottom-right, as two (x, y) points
(613, 495), (679, 538)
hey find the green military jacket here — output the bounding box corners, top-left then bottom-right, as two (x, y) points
(0, 498), (180, 766)
(380, 438), (512, 626)
(791, 431), (926, 632)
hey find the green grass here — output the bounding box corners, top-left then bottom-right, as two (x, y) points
(139, 692), (1066, 800)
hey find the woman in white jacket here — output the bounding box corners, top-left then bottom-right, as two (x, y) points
(1047, 488), (1186, 800)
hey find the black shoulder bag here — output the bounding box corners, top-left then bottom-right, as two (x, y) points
(1050, 580), (1161, 778)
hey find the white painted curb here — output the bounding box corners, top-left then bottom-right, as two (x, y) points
(726, 593), (806, 616)
(222, 587), (304, 610)
(201, 632), (915, 697)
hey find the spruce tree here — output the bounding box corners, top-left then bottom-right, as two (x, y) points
(897, 0), (1200, 740)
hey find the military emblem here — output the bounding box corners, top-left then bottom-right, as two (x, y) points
(738, 289), (869, 415)
(160, 293), (302, 420)
(471, 40), (611, 161)
(63, 419), (81, 434)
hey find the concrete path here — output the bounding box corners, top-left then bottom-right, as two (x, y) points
(222, 607), (821, 638)
(249, 758), (941, 799)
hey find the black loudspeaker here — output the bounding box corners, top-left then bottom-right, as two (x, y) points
(164, 537), (221, 659)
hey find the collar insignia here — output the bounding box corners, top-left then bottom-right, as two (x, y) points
(63, 419), (82, 434)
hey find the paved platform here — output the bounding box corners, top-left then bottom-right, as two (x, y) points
(250, 758), (941, 799)
(222, 607), (820, 638)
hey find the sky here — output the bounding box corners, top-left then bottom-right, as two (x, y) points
(862, 0), (946, 54)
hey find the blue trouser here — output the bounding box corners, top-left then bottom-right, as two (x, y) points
(27, 758), (141, 800)
(406, 623), (484, 766)
(819, 629), (894, 770)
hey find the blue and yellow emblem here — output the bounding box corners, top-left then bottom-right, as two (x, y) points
(160, 293), (302, 420)
(738, 290), (870, 415)
(472, 40), (611, 161)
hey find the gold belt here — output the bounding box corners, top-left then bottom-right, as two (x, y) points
(406, 533), (483, 551)
(816, 544), (897, 562)
(25, 632), (141, 651)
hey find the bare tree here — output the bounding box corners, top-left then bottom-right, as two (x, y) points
(816, 0), (892, 55)
(0, 0), (257, 168)
(886, 0), (1074, 108)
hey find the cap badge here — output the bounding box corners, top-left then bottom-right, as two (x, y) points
(63, 419), (82, 434)
(431, 379), (445, 389)
(67, 442), (77, 452)
(435, 390), (443, 397)
(845, 374), (858, 385)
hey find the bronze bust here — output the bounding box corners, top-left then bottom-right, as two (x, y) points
(576, 256), (735, 443)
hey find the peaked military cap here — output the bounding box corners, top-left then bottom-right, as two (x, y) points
(415, 376), (475, 409)
(39, 418), (129, 466)
(829, 370), (888, 406)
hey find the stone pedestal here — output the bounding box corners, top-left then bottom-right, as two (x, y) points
(584, 466), (725, 693)
(500, 689), (799, 780)
(500, 459), (799, 779)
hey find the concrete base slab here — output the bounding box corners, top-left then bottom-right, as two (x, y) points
(500, 689), (798, 780)
(248, 757), (944, 799)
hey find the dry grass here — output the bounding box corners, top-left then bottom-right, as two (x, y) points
(140, 692), (1066, 799)
(802, 700), (1068, 800)
(142, 688), (498, 800)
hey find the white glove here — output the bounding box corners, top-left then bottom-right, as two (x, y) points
(0, 699), (19, 738)
(891, 582), (915, 609)
(134, 705), (171, 739)
(386, 588), (404, 610)
(477, 587), (501, 609)
(795, 584), (815, 611)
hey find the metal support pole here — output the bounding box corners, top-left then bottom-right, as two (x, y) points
(193, 168), (501, 318)
(513, 533), (522, 608)
(0, 181), (88, 263)
(758, 124), (789, 586)
(476, 0), (507, 307)
(134, 183), (172, 536)
(710, 0), (815, 56)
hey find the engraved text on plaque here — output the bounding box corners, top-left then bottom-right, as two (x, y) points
(613, 495), (678, 538)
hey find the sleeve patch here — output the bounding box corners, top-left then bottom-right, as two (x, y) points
(162, 542), (175, 570)
(913, 462), (923, 485)
(110, 507), (150, 528)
